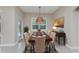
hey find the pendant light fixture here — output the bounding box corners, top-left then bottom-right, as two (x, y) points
(36, 6), (44, 24)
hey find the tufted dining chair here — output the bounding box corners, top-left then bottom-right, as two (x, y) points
(49, 31), (56, 51)
(24, 32), (31, 52)
(34, 36), (46, 53)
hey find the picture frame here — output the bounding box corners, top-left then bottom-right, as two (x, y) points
(54, 17), (64, 28)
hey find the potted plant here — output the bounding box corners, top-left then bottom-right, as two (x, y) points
(24, 26), (29, 33)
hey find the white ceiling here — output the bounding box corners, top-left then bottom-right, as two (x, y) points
(19, 6), (60, 14)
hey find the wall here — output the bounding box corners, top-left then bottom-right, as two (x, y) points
(0, 7), (15, 45)
(74, 11), (79, 48)
(14, 7), (25, 52)
(52, 6), (78, 49)
(0, 6), (17, 52)
(0, 7), (25, 52)
(24, 13), (53, 34)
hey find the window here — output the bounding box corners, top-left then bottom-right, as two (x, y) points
(31, 17), (47, 31)
(18, 20), (23, 40)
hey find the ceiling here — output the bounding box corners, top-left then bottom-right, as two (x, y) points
(19, 6), (60, 14)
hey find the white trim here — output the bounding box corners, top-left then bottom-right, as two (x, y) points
(0, 39), (20, 47)
(66, 44), (79, 49)
(0, 39), (25, 53)
(66, 44), (71, 48)
(0, 43), (16, 47)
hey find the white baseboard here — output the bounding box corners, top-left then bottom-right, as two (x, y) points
(0, 39), (25, 53)
(0, 43), (16, 47)
(0, 39), (23, 47)
(0, 40), (19, 47)
(66, 44), (79, 49)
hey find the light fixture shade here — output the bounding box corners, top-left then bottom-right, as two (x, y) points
(36, 17), (44, 24)
(36, 6), (44, 24)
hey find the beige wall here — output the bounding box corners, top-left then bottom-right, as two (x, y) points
(0, 7), (15, 44)
(14, 7), (24, 41)
(24, 13), (54, 34)
(14, 7), (25, 52)
(52, 6), (78, 49)
(0, 7), (25, 52)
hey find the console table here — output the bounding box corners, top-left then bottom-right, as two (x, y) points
(56, 32), (66, 45)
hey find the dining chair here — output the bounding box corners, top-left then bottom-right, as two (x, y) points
(24, 32), (31, 52)
(49, 32), (56, 44)
(49, 32), (56, 51)
(34, 36), (46, 53)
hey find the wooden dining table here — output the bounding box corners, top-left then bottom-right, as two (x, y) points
(29, 31), (52, 44)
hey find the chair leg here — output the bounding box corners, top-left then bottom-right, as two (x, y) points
(45, 43), (49, 53)
(58, 37), (60, 45)
(30, 45), (33, 53)
(24, 46), (28, 53)
(64, 37), (66, 45)
(30, 43), (35, 53)
(48, 44), (50, 52)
